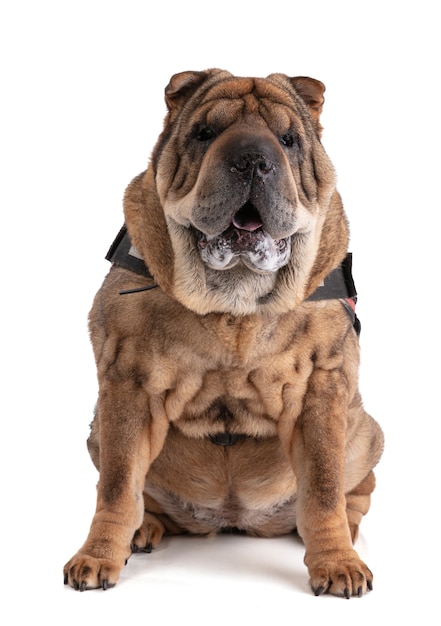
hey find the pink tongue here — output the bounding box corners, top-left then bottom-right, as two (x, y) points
(232, 214), (262, 232)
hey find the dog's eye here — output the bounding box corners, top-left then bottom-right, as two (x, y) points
(280, 132), (298, 148)
(195, 126), (217, 142)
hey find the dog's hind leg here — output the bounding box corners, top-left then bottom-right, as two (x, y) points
(345, 470), (376, 543)
(132, 493), (185, 552)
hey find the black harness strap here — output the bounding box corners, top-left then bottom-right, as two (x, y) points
(106, 225), (153, 279)
(209, 433), (249, 446)
(305, 253), (357, 303)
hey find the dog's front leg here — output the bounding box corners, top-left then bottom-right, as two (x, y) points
(292, 368), (373, 598)
(64, 382), (168, 591)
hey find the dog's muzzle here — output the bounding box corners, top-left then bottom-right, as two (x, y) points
(195, 222), (291, 273)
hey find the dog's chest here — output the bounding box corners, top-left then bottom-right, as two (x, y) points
(140, 302), (347, 437)
(162, 313), (316, 437)
(199, 313), (269, 362)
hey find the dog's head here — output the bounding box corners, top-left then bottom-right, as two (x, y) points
(124, 69), (348, 315)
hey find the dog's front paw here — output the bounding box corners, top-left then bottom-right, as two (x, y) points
(307, 551), (373, 598)
(63, 553), (126, 591)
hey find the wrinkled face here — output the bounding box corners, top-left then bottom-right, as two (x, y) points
(155, 74), (334, 277)
(188, 120), (302, 274)
(135, 71), (343, 315)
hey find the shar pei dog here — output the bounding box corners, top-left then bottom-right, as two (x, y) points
(64, 69), (384, 597)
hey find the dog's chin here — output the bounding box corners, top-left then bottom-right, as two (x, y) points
(194, 225), (292, 274)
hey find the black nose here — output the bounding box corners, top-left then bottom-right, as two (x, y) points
(231, 153), (275, 179)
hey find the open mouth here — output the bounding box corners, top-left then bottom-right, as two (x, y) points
(231, 201), (263, 231)
(194, 202), (291, 273)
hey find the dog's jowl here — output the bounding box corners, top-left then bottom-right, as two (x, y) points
(64, 70), (384, 597)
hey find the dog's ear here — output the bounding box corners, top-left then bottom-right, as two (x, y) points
(289, 77), (326, 134)
(124, 169), (174, 294)
(164, 71), (210, 110)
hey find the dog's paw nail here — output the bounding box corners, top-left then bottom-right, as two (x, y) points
(344, 587), (350, 599)
(145, 543), (153, 553)
(313, 585), (325, 596)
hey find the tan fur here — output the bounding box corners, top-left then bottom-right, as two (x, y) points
(64, 69), (383, 596)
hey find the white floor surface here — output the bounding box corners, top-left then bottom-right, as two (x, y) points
(2, 2), (439, 624)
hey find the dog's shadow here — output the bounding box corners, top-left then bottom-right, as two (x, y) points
(124, 531), (310, 593)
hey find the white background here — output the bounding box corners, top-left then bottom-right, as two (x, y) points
(1, 1), (439, 624)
